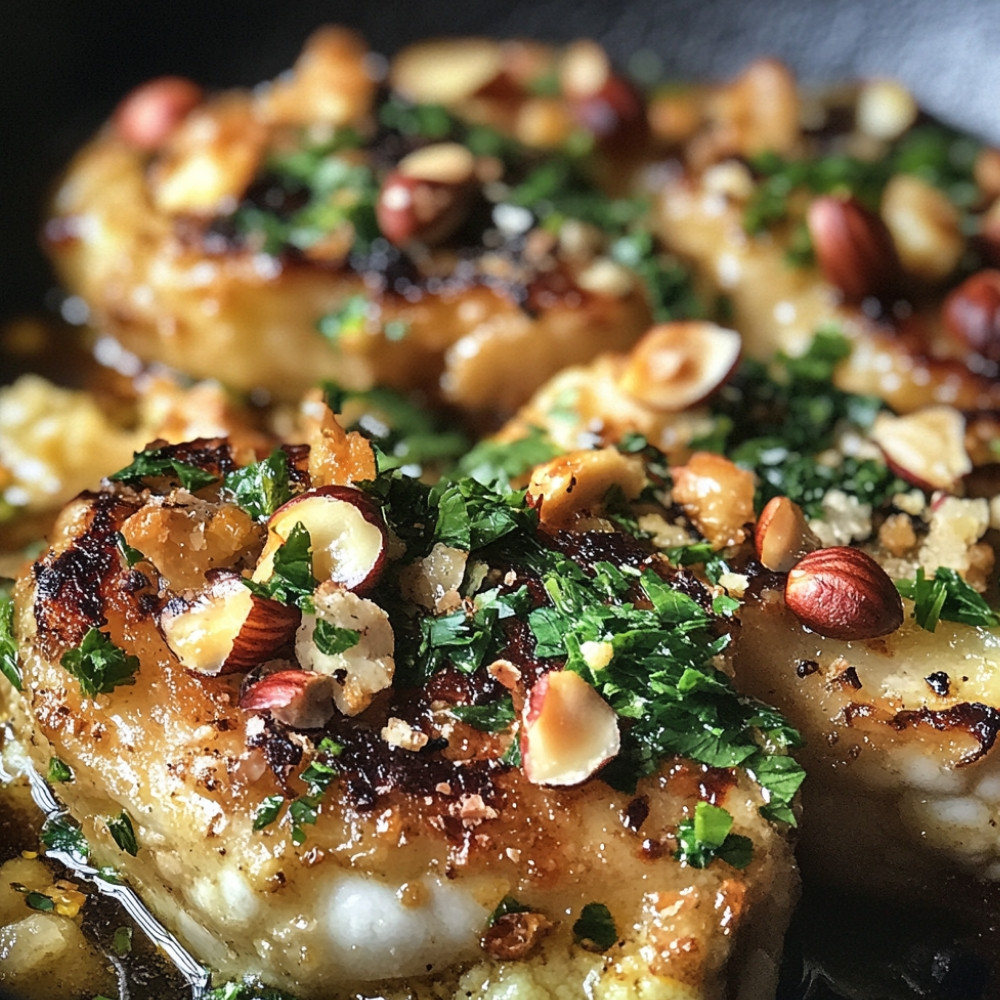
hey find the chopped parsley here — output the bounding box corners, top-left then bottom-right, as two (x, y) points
(205, 978), (302, 1000)
(432, 477), (536, 551)
(572, 902), (618, 951)
(244, 522), (317, 608)
(60, 628), (140, 697)
(115, 532), (147, 568)
(316, 295), (369, 343)
(456, 426), (561, 487)
(896, 567), (1000, 632)
(14, 887), (55, 912)
(487, 894), (532, 926)
(313, 621), (361, 656)
(704, 328), (905, 516)
(674, 801), (753, 870)
(41, 815), (90, 862)
(107, 811), (139, 856)
(224, 449), (294, 521)
(111, 925), (133, 957)
(450, 694), (517, 732)
(0, 591), (22, 691)
(228, 137), (380, 257)
(329, 383), (470, 474)
(109, 447), (218, 493)
(252, 795), (285, 832)
(47, 757), (73, 783)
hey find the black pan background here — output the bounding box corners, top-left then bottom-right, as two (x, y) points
(3, 0), (1000, 326)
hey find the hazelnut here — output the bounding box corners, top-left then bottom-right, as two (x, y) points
(754, 496), (820, 572)
(942, 269), (1000, 363)
(113, 76), (204, 151)
(390, 38), (503, 105)
(785, 547), (904, 641)
(870, 405), (971, 492)
(239, 669), (336, 730)
(376, 143), (477, 247)
(806, 195), (901, 302)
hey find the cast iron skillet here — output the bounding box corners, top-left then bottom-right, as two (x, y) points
(1, 2), (998, 998)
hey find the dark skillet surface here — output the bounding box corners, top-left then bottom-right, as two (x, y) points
(1, 2), (999, 998)
(3, 0), (1000, 324)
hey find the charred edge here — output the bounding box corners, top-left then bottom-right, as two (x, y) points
(151, 437), (237, 479)
(247, 718), (304, 791)
(889, 702), (1000, 765)
(32, 492), (141, 658)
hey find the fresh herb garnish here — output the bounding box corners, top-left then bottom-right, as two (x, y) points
(47, 757), (73, 783)
(313, 620), (361, 656)
(112, 925), (133, 957)
(109, 447), (218, 493)
(252, 795), (285, 832)
(432, 478), (536, 551)
(674, 801), (754, 869)
(115, 532), (147, 568)
(107, 811), (139, 856)
(15, 888), (55, 912)
(896, 567), (1000, 631)
(704, 328), (904, 516)
(456, 426), (561, 487)
(244, 521), (317, 608)
(41, 816), (90, 862)
(289, 755), (340, 846)
(316, 295), (369, 343)
(60, 627), (140, 697)
(450, 694), (517, 732)
(0, 592), (22, 691)
(487, 894), (532, 926)
(224, 449), (293, 521)
(572, 902), (618, 951)
(205, 978), (302, 1000)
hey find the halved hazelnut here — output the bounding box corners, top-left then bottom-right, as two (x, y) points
(559, 40), (644, 144)
(159, 570), (299, 675)
(870, 405), (971, 492)
(618, 322), (741, 412)
(253, 486), (387, 594)
(390, 38), (504, 105)
(785, 547), (904, 641)
(942, 270), (1000, 363)
(296, 581), (395, 717)
(521, 670), (620, 786)
(376, 143), (477, 247)
(239, 669), (335, 729)
(806, 195), (901, 302)
(755, 496), (820, 572)
(113, 76), (204, 151)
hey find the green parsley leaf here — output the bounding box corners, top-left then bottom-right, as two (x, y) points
(0, 592), (22, 691)
(205, 977), (302, 1000)
(456, 426), (561, 487)
(244, 521), (317, 608)
(288, 750), (341, 846)
(112, 925), (133, 957)
(252, 795), (285, 832)
(224, 450), (293, 521)
(109, 447), (218, 493)
(115, 532), (147, 568)
(432, 478), (536, 551)
(41, 816), (90, 862)
(60, 628), (140, 697)
(313, 620), (361, 656)
(487, 894), (532, 927)
(450, 694), (516, 732)
(23, 890), (55, 912)
(572, 902), (618, 951)
(674, 801), (753, 870)
(107, 811), (139, 856)
(664, 540), (729, 585)
(317, 295), (369, 343)
(896, 567), (1000, 631)
(47, 757), (73, 783)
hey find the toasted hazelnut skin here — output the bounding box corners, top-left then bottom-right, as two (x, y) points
(754, 496), (819, 573)
(942, 270), (1000, 363)
(806, 195), (901, 302)
(784, 547), (904, 641)
(113, 76), (204, 150)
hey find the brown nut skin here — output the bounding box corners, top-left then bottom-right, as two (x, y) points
(376, 143), (478, 247)
(785, 547), (904, 641)
(113, 76), (204, 151)
(806, 195), (901, 303)
(754, 496), (820, 573)
(942, 270), (1000, 363)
